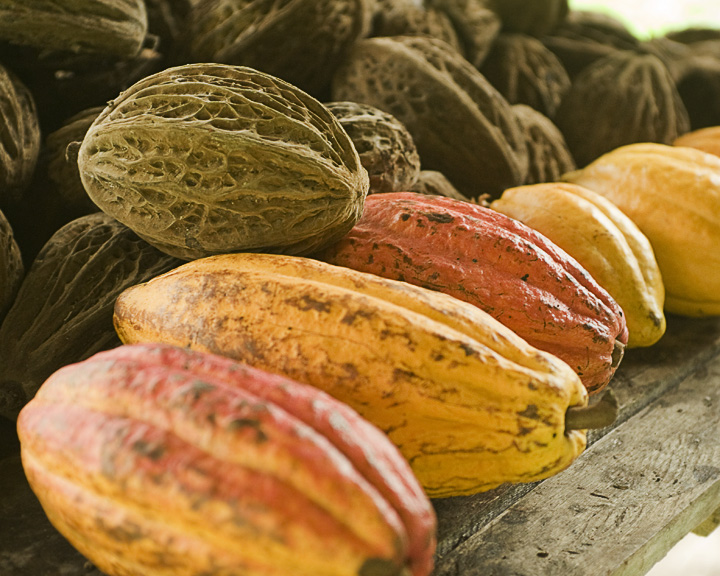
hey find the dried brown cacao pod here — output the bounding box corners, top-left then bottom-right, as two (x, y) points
(0, 63), (41, 209)
(555, 50), (690, 168)
(541, 9), (639, 78)
(144, 0), (193, 63)
(426, 0), (501, 68)
(370, 0), (462, 53)
(409, 169), (471, 201)
(488, 0), (569, 37)
(666, 27), (720, 45)
(0, 208), (23, 325)
(0, 0), (148, 61)
(480, 33), (571, 119)
(186, 0), (372, 99)
(0, 212), (182, 421)
(512, 104), (576, 185)
(332, 35), (528, 199)
(325, 101), (421, 194)
(674, 54), (720, 130)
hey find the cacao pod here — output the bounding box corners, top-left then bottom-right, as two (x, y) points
(113, 251), (592, 497)
(409, 170), (471, 201)
(315, 192), (628, 393)
(674, 126), (720, 157)
(0, 208), (23, 324)
(18, 343), (436, 576)
(77, 63), (369, 260)
(563, 143), (720, 317)
(488, 0), (569, 37)
(0, 213), (181, 421)
(490, 182), (666, 348)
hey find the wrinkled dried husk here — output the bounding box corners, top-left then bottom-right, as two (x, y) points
(0, 213), (181, 421)
(480, 33), (571, 119)
(666, 27), (720, 45)
(541, 10), (639, 78)
(425, 0), (501, 67)
(370, 0), (462, 53)
(0, 209), (23, 325)
(326, 101), (421, 194)
(555, 51), (690, 168)
(0, 0), (148, 61)
(0, 64), (41, 210)
(512, 104), (576, 185)
(672, 53), (720, 131)
(186, 0), (372, 99)
(332, 35), (528, 199)
(78, 63), (369, 260)
(409, 170), (472, 201)
(489, 0), (569, 37)
(45, 107), (105, 219)
(144, 0), (193, 64)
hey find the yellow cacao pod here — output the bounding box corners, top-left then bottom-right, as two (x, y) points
(491, 182), (666, 348)
(563, 143), (720, 317)
(113, 252), (590, 498)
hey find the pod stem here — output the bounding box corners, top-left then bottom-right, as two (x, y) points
(566, 388), (619, 431)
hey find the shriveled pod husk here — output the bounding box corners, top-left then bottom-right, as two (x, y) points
(45, 106), (105, 220)
(512, 104), (576, 185)
(78, 63), (369, 261)
(673, 53), (720, 130)
(325, 101), (421, 194)
(0, 63), (41, 210)
(426, 0), (501, 68)
(480, 33), (571, 119)
(144, 0), (193, 64)
(332, 35), (528, 200)
(666, 27), (720, 45)
(488, 0), (569, 37)
(185, 0), (372, 99)
(0, 208), (23, 325)
(0, 0), (148, 61)
(555, 50), (690, 168)
(541, 9), (639, 78)
(409, 170), (472, 202)
(370, 0), (462, 53)
(0, 212), (181, 421)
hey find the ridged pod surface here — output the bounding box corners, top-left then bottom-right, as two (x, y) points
(325, 101), (421, 194)
(186, 0), (372, 98)
(0, 0), (148, 60)
(0, 208), (23, 324)
(114, 252), (589, 497)
(18, 343), (436, 576)
(563, 143), (720, 317)
(488, 0), (568, 37)
(491, 183), (666, 348)
(316, 192), (628, 393)
(674, 125), (720, 157)
(0, 213), (181, 421)
(0, 63), (41, 208)
(78, 63), (369, 260)
(331, 35), (528, 199)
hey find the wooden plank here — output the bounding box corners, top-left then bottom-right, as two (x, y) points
(431, 349), (720, 576)
(433, 314), (720, 556)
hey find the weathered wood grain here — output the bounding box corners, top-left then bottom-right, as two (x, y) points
(432, 346), (720, 576)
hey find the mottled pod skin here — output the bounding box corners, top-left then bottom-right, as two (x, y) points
(563, 143), (720, 317)
(18, 343), (436, 576)
(78, 63), (369, 260)
(0, 0), (148, 61)
(316, 192), (628, 393)
(114, 252), (589, 497)
(0, 208), (23, 324)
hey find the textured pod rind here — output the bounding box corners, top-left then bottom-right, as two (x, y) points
(18, 343), (433, 576)
(0, 208), (23, 324)
(316, 192), (628, 393)
(331, 35), (528, 200)
(555, 51), (690, 168)
(0, 0), (148, 60)
(491, 183), (666, 348)
(187, 0), (372, 98)
(563, 143), (720, 317)
(0, 63), (41, 208)
(326, 101), (421, 194)
(113, 252), (589, 498)
(488, 0), (569, 37)
(78, 63), (369, 261)
(0, 213), (181, 421)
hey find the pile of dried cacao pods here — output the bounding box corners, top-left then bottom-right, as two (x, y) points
(2, 1), (720, 574)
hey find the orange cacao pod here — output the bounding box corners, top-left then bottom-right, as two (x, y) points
(315, 192), (628, 393)
(18, 343), (436, 576)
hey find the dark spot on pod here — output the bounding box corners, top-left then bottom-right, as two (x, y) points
(423, 211), (454, 224)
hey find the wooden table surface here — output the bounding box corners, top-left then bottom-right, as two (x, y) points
(2, 313), (720, 576)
